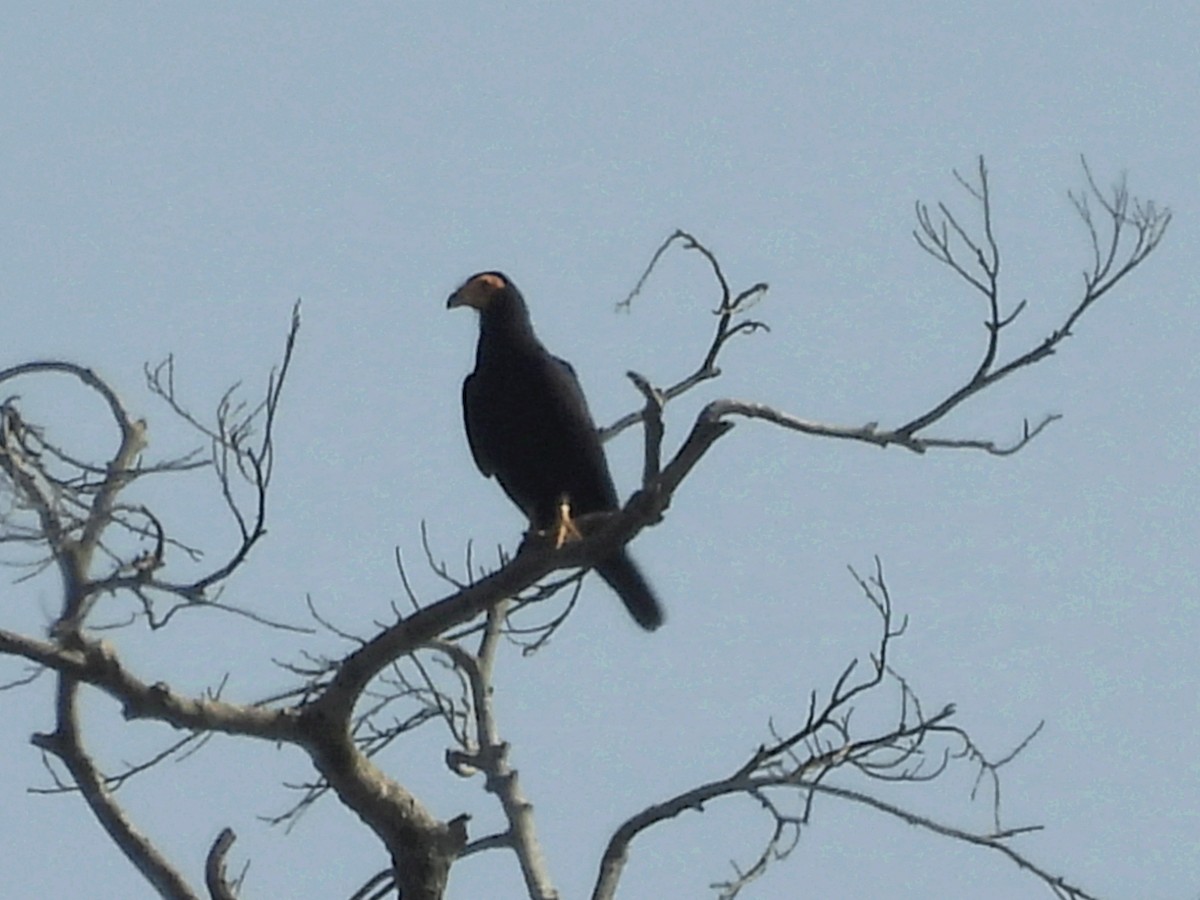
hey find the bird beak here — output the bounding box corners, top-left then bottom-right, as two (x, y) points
(447, 272), (505, 311)
(447, 279), (485, 311)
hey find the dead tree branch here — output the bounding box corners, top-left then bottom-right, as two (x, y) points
(899, 156), (1169, 438)
(604, 160), (1169, 463)
(601, 229), (769, 443)
(204, 828), (241, 900)
(1, 160), (1169, 899)
(592, 560), (1098, 900)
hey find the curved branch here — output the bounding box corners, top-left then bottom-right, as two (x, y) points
(591, 559), (1092, 900)
(602, 230), (769, 443)
(593, 709), (1090, 900)
(298, 709), (462, 900)
(204, 828), (240, 900)
(0, 361), (149, 628)
(33, 674), (202, 900)
(0, 361), (141, 447)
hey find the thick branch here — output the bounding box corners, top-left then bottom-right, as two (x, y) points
(438, 603), (558, 899)
(317, 407), (729, 710)
(0, 629), (298, 741)
(35, 674), (202, 900)
(298, 703), (462, 900)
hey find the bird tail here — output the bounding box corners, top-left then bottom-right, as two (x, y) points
(596, 550), (664, 631)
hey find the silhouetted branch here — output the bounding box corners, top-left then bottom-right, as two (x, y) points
(602, 163), (1168, 469)
(898, 156), (1169, 438)
(602, 230), (769, 443)
(204, 828), (241, 900)
(438, 600), (558, 899)
(32, 677), (202, 900)
(145, 301), (302, 600)
(592, 561), (1093, 900)
(626, 370), (664, 485)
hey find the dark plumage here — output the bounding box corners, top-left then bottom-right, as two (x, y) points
(447, 271), (664, 631)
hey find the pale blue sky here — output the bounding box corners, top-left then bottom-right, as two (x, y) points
(2, 3), (1197, 898)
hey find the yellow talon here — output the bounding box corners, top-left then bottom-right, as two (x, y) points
(553, 494), (583, 548)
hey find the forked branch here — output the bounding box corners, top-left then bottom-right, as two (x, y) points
(592, 561), (1096, 900)
(899, 156), (1169, 438)
(601, 229), (769, 443)
(606, 161), (1168, 462)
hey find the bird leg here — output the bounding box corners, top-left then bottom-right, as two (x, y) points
(550, 494), (583, 548)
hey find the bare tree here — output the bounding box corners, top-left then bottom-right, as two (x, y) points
(0, 159), (1170, 900)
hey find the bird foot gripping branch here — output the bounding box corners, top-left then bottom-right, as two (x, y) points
(550, 495), (583, 549)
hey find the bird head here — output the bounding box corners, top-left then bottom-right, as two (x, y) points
(446, 271), (512, 312)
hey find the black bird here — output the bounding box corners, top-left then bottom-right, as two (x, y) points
(447, 271), (664, 631)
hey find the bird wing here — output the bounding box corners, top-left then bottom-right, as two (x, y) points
(548, 355), (595, 425)
(461, 372), (495, 477)
(462, 341), (618, 522)
(545, 354), (619, 507)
